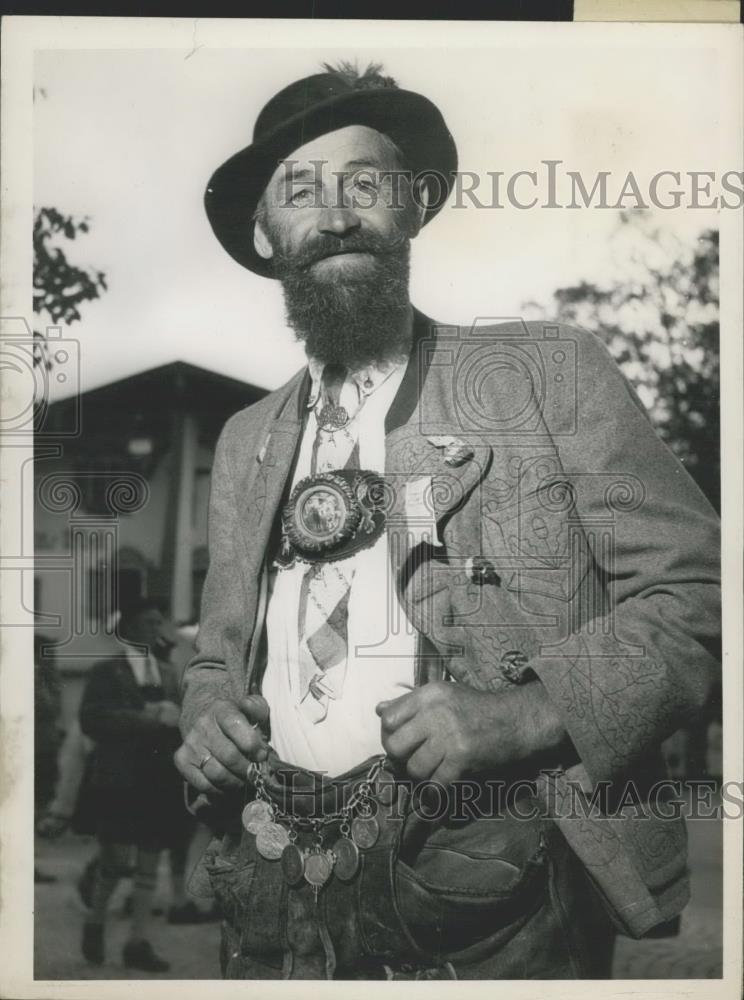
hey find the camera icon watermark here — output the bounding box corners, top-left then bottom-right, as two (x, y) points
(418, 318), (578, 439)
(0, 317), (80, 437)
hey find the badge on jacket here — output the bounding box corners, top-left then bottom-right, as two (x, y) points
(426, 435), (475, 468)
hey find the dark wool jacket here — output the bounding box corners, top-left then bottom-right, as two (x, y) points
(80, 654), (182, 791)
(181, 310), (720, 938)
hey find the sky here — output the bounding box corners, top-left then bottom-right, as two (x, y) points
(32, 25), (730, 402)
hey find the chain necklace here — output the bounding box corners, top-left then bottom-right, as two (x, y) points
(243, 755), (387, 895)
(315, 392), (369, 443)
(314, 367), (388, 442)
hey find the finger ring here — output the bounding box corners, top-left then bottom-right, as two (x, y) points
(198, 753), (213, 770)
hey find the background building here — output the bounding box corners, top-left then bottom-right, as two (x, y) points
(34, 361), (265, 723)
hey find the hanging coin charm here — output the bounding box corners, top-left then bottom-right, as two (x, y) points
(332, 834), (360, 881)
(351, 814), (379, 850)
(303, 849), (334, 891)
(242, 799), (274, 835)
(256, 822), (291, 861)
(281, 843), (306, 885)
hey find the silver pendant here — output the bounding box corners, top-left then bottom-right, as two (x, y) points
(317, 403), (349, 432)
(242, 799), (273, 835)
(332, 836), (360, 881)
(256, 822), (290, 861)
(351, 815), (379, 850)
(281, 843), (306, 885)
(303, 849), (334, 889)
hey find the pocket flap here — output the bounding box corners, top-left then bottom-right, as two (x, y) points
(410, 813), (544, 897)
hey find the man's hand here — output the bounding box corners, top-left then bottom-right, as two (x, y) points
(157, 700), (181, 727)
(376, 680), (567, 787)
(36, 812), (70, 839)
(175, 694), (270, 795)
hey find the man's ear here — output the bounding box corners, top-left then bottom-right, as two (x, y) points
(253, 218), (274, 260)
(407, 177), (429, 238)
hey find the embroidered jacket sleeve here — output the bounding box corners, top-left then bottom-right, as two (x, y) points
(179, 416), (243, 738)
(530, 326), (721, 786)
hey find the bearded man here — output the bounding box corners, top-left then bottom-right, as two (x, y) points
(175, 62), (721, 981)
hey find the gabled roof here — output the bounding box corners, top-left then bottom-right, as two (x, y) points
(40, 360), (267, 445)
(61, 360), (265, 406)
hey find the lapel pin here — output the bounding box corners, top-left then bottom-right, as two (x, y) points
(466, 556), (501, 587)
(257, 435), (271, 464)
(443, 444), (474, 467)
(426, 434), (474, 467)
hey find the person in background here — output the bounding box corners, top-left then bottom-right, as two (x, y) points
(38, 612), (214, 925)
(78, 598), (186, 972)
(34, 634), (62, 883)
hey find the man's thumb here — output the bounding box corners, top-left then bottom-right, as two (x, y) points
(239, 695), (270, 726)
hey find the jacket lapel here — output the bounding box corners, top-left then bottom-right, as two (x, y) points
(384, 313), (493, 609)
(233, 370), (308, 577)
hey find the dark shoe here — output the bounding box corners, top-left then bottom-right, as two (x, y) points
(122, 938), (170, 973)
(81, 921), (104, 966)
(34, 867), (57, 884)
(167, 900), (219, 924)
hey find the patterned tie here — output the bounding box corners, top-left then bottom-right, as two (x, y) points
(297, 365), (358, 723)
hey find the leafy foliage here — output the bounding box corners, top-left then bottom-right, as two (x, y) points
(523, 211), (720, 510)
(33, 207), (108, 368)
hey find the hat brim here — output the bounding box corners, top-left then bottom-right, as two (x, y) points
(204, 88), (458, 277)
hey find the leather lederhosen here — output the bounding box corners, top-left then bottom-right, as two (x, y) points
(202, 750), (558, 980)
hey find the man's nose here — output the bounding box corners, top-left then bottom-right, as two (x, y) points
(316, 205), (361, 238)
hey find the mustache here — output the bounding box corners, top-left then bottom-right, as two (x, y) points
(274, 229), (409, 272)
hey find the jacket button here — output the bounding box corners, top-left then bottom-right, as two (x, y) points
(500, 650), (529, 684)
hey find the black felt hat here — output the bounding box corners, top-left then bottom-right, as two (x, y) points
(204, 65), (458, 277)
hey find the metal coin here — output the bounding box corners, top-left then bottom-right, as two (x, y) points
(242, 799), (273, 835)
(256, 822), (290, 861)
(351, 815), (379, 850)
(303, 850), (333, 888)
(332, 836), (360, 881)
(281, 843), (306, 886)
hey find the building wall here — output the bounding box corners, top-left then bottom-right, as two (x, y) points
(35, 434), (217, 674)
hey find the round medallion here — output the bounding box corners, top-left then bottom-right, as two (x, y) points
(351, 815), (379, 850)
(284, 473), (360, 556)
(242, 799), (273, 835)
(281, 843), (306, 885)
(317, 403), (349, 432)
(332, 836), (360, 881)
(304, 850), (334, 888)
(256, 821), (291, 861)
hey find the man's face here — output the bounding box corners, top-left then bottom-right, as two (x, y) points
(258, 125), (418, 272)
(255, 125), (424, 368)
(123, 608), (164, 650)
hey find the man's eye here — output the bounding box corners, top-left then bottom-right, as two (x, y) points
(289, 188), (315, 207)
(351, 176), (379, 192)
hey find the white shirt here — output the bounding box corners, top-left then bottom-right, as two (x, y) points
(261, 357), (418, 775)
(121, 642), (161, 688)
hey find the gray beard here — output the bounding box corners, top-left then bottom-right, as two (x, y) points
(272, 235), (413, 369)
